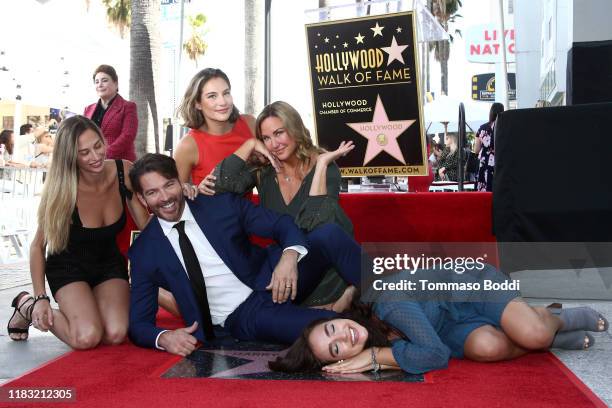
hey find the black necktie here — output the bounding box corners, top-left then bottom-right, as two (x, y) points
(173, 221), (215, 339)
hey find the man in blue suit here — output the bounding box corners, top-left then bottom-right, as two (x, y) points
(127, 154), (361, 356)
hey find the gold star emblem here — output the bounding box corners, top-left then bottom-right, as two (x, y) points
(371, 22), (384, 37)
(355, 33), (365, 44)
(343, 42), (348, 48)
(396, 26), (402, 33)
(376, 134), (388, 146)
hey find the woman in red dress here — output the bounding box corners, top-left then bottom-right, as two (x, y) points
(174, 68), (254, 187)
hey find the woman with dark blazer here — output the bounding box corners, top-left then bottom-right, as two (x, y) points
(84, 65), (138, 161)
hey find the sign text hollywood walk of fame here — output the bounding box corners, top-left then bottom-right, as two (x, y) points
(306, 12), (427, 176)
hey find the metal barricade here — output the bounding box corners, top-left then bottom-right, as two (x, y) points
(0, 166), (45, 263)
(0, 166), (47, 199)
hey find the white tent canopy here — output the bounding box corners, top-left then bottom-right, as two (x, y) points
(424, 95), (491, 134)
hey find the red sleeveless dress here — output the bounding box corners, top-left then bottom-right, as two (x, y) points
(189, 116), (253, 185)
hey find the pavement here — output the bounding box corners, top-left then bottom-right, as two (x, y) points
(1, 261), (611, 406)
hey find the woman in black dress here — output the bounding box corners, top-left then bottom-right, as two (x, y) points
(7, 116), (149, 348)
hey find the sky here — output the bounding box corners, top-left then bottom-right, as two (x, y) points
(0, 0), (512, 127)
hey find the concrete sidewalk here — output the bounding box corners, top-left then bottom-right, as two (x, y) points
(1, 262), (611, 406)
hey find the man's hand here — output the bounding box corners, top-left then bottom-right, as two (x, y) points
(158, 321), (199, 356)
(266, 249), (299, 303)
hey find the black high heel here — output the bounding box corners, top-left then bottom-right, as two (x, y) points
(7, 291), (33, 341)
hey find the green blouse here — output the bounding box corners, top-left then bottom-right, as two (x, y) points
(213, 154), (353, 305)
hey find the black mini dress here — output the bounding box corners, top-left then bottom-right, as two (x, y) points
(45, 160), (131, 297)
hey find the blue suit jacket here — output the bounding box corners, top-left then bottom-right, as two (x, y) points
(128, 193), (307, 348)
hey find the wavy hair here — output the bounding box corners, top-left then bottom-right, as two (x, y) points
(177, 68), (240, 129)
(268, 301), (396, 373)
(38, 116), (105, 254)
(255, 101), (322, 168)
(33, 127), (51, 144)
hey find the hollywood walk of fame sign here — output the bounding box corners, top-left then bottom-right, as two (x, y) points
(306, 12), (427, 177)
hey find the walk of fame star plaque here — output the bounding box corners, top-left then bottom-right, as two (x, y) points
(306, 11), (427, 177)
(161, 342), (424, 382)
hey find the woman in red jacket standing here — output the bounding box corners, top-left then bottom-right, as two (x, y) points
(84, 65), (138, 161)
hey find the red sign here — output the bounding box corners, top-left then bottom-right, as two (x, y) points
(465, 25), (515, 63)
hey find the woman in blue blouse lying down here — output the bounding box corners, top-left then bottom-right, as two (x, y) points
(269, 274), (608, 375)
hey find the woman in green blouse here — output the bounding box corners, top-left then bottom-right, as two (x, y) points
(198, 101), (355, 308)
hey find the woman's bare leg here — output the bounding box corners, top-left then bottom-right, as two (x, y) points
(464, 325), (529, 362)
(51, 282), (104, 349)
(500, 299), (562, 350)
(93, 278), (129, 345)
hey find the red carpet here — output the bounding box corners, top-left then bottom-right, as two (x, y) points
(2, 312), (606, 408)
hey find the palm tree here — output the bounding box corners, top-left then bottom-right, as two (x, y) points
(183, 13), (208, 67)
(102, 0), (131, 39)
(130, 0), (161, 156)
(244, 0), (263, 115)
(429, 0), (462, 95)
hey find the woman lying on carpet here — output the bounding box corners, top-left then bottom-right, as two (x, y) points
(7, 115), (149, 348)
(198, 100), (356, 309)
(269, 270), (608, 375)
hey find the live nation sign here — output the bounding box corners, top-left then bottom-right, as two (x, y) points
(465, 24), (515, 63)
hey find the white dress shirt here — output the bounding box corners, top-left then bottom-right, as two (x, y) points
(154, 203), (306, 349)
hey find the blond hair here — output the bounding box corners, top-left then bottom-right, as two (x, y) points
(33, 127), (50, 144)
(177, 68), (239, 129)
(38, 116), (104, 254)
(255, 101), (321, 167)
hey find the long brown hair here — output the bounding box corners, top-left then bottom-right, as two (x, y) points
(255, 101), (322, 169)
(38, 116), (105, 254)
(177, 68), (240, 129)
(268, 301), (398, 373)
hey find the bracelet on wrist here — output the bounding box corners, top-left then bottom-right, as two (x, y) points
(371, 347), (380, 372)
(32, 294), (50, 308)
